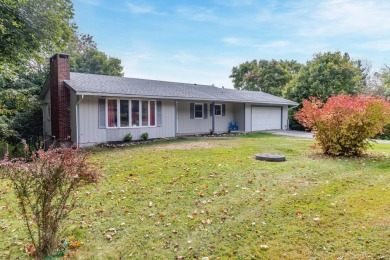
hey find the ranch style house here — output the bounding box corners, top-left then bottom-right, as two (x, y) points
(40, 53), (298, 147)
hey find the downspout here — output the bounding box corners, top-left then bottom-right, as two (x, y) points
(211, 101), (215, 133)
(175, 101), (178, 135)
(287, 104), (299, 130)
(76, 95), (84, 148)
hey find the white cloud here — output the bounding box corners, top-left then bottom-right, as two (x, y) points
(126, 2), (155, 14)
(296, 0), (390, 36)
(222, 37), (250, 46)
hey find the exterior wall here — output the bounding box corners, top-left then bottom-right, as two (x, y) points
(233, 103), (245, 131)
(282, 105), (288, 130)
(78, 96), (106, 145)
(42, 89), (52, 136)
(177, 101), (238, 134)
(214, 102), (234, 132)
(77, 96), (175, 146)
(245, 103), (252, 132)
(177, 101), (212, 134)
(76, 96), (290, 146)
(70, 90), (77, 142)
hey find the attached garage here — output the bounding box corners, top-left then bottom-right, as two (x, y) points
(251, 106), (282, 131)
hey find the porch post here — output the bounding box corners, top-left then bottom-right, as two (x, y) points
(211, 101), (215, 133)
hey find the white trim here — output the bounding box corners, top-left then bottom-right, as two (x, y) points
(106, 98), (157, 128)
(70, 91), (298, 106)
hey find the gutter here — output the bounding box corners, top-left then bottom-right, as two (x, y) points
(75, 95), (84, 148)
(67, 92), (297, 106)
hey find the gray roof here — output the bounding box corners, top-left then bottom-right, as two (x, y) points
(63, 72), (298, 105)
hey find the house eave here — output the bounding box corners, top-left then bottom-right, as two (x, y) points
(70, 90), (298, 106)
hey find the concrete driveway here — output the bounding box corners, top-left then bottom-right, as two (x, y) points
(263, 130), (390, 144)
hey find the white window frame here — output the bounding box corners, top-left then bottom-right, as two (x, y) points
(106, 99), (157, 128)
(194, 103), (203, 119)
(214, 104), (222, 116)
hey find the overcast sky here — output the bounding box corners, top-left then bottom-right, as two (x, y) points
(74, 0), (390, 88)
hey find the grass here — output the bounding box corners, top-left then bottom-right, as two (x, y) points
(0, 133), (389, 259)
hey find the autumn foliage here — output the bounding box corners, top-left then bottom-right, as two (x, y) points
(0, 146), (100, 258)
(295, 95), (390, 156)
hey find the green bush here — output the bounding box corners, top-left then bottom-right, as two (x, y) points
(141, 132), (149, 140)
(296, 95), (390, 156)
(123, 133), (133, 142)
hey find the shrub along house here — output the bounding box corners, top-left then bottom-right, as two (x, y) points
(40, 53), (298, 147)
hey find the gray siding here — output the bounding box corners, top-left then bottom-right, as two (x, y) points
(245, 103), (252, 132)
(282, 105), (288, 130)
(233, 103), (245, 131)
(77, 96), (175, 146)
(214, 103), (234, 132)
(177, 101), (234, 134)
(78, 96), (107, 145)
(42, 90), (52, 136)
(177, 101), (212, 134)
(70, 90), (77, 142)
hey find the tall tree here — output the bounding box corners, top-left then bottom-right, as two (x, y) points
(285, 51), (365, 103)
(380, 65), (390, 100)
(66, 32), (124, 76)
(230, 59), (302, 96)
(0, 0), (75, 79)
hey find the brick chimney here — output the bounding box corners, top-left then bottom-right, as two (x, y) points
(49, 53), (71, 141)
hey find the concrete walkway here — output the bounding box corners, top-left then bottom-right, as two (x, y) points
(263, 130), (390, 144)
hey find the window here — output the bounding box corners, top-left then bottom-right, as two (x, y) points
(132, 100), (140, 127)
(150, 101), (156, 126)
(214, 104), (222, 116)
(98, 99), (106, 128)
(120, 100), (129, 127)
(107, 99), (117, 127)
(142, 100), (149, 126)
(194, 103), (203, 119)
(104, 99), (158, 128)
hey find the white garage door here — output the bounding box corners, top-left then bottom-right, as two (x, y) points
(251, 106), (282, 131)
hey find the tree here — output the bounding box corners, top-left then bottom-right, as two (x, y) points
(0, 147), (100, 258)
(66, 32), (124, 76)
(295, 95), (390, 156)
(0, 0), (76, 78)
(0, 65), (47, 154)
(71, 48), (124, 76)
(380, 65), (390, 100)
(230, 59), (302, 96)
(285, 51), (365, 103)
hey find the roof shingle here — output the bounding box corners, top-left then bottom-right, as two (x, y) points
(63, 72), (298, 105)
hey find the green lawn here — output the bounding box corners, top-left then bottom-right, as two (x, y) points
(1, 133), (389, 259)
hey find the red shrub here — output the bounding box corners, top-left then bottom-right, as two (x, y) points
(295, 95), (390, 156)
(0, 147), (100, 258)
